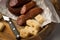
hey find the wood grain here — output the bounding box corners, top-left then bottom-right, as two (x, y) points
(0, 21), (16, 40)
(0, 20), (54, 40)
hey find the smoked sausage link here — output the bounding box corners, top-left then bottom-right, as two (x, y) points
(8, 5), (21, 16)
(20, 1), (36, 14)
(9, 0), (31, 7)
(17, 15), (26, 25)
(9, 0), (18, 7)
(17, 7), (43, 25)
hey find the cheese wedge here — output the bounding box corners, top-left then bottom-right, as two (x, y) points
(35, 14), (44, 24)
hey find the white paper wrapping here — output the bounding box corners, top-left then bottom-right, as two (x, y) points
(0, 0), (60, 28)
(0, 0), (18, 20)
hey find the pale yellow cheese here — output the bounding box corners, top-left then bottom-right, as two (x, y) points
(24, 26), (39, 35)
(35, 14), (44, 24)
(20, 14), (45, 38)
(26, 19), (40, 29)
(20, 28), (30, 38)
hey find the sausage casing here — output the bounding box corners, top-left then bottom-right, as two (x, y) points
(9, 0), (31, 7)
(20, 1), (36, 14)
(17, 7), (43, 25)
(8, 6), (21, 16)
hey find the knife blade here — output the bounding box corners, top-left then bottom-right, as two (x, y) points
(3, 15), (20, 40)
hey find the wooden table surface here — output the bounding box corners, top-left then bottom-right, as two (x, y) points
(0, 21), (22, 40)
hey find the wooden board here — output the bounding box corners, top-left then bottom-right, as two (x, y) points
(0, 20), (24, 40)
(0, 20), (55, 40)
(0, 21), (16, 40)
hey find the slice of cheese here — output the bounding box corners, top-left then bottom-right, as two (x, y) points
(25, 26), (39, 35)
(26, 19), (40, 29)
(35, 14), (44, 24)
(20, 28), (30, 38)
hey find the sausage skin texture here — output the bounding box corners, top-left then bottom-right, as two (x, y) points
(17, 15), (26, 26)
(9, 0), (31, 7)
(8, 5), (21, 16)
(20, 1), (36, 14)
(9, 0), (18, 7)
(17, 7), (43, 26)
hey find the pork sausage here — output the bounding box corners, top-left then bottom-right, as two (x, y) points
(9, 0), (31, 7)
(8, 6), (21, 16)
(20, 1), (36, 14)
(9, 0), (18, 7)
(17, 7), (43, 25)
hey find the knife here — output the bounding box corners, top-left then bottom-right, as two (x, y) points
(3, 15), (20, 40)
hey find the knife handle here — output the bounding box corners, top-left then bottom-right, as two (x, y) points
(8, 19), (20, 40)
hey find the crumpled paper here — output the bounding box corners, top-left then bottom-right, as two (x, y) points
(34, 0), (60, 27)
(0, 0), (60, 28)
